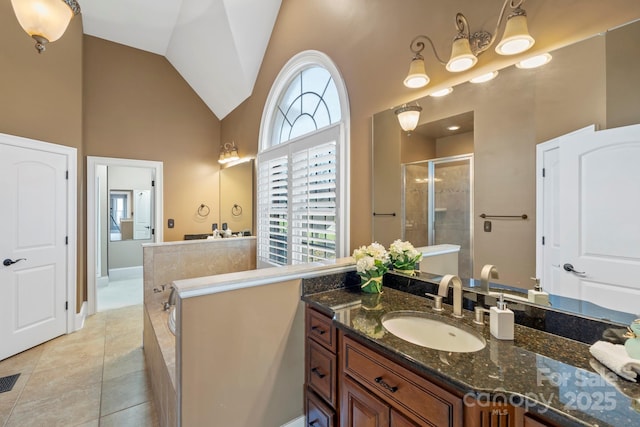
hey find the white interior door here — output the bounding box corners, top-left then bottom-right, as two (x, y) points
(0, 143), (69, 360)
(558, 124), (640, 315)
(133, 189), (152, 240)
(536, 140), (562, 296)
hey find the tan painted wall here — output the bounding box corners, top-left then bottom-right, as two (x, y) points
(220, 0), (640, 253)
(83, 36), (221, 244)
(436, 132), (474, 159)
(0, 3), (84, 310)
(180, 279), (304, 427)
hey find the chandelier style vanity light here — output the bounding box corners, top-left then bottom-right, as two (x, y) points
(218, 141), (240, 164)
(403, 0), (535, 89)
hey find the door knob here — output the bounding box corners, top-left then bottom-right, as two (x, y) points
(3, 258), (26, 267)
(563, 263), (585, 275)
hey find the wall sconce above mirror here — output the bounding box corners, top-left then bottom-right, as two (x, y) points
(404, 0), (535, 89)
(218, 141), (239, 164)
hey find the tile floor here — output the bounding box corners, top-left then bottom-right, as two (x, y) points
(0, 305), (158, 427)
(97, 276), (144, 312)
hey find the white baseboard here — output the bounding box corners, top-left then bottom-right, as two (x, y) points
(74, 301), (87, 331)
(281, 416), (304, 427)
(109, 265), (143, 281)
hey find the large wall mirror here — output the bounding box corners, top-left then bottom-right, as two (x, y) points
(373, 19), (640, 318)
(219, 159), (254, 235)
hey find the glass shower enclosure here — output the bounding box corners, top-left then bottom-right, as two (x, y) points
(402, 154), (473, 278)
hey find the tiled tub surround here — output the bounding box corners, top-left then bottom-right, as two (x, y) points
(303, 286), (640, 427)
(142, 237), (256, 427)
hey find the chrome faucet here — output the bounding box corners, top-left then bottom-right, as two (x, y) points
(480, 264), (499, 293)
(163, 286), (177, 311)
(437, 274), (463, 318)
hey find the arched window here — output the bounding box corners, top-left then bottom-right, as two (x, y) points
(257, 51), (350, 267)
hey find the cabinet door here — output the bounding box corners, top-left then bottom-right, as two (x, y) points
(524, 414), (553, 427)
(341, 376), (390, 427)
(390, 409), (420, 427)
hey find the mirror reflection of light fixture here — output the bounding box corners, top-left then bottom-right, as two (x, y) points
(218, 141), (240, 164)
(516, 53), (552, 69)
(11, 0), (81, 54)
(403, 0), (534, 88)
(470, 70), (499, 84)
(395, 104), (422, 133)
(429, 87), (454, 97)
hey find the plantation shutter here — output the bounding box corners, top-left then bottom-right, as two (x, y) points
(257, 154), (289, 266)
(291, 139), (337, 263)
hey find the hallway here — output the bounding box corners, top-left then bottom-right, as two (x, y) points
(0, 305), (157, 426)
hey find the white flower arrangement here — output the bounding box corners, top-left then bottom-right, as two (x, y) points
(389, 239), (423, 272)
(352, 242), (390, 293)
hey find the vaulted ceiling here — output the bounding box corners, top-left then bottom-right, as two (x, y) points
(81, 0), (282, 119)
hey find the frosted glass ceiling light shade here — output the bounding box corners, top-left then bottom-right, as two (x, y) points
(11, 0), (81, 53)
(446, 36), (477, 72)
(403, 0), (534, 87)
(495, 12), (535, 55)
(404, 55), (430, 89)
(395, 105), (422, 132)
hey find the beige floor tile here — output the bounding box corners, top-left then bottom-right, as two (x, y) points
(0, 345), (44, 377)
(100, 369), (152, 417)
(35, 335), (105, 373)
(103, 347), (146, 382)
(105, 331), (143, 360)
(99, 401), (159, 427)
(19, 361), (103, 404)
(6, 381), (101, 427)
(73, 419), (99, 427)
(0, 372), (30, 426)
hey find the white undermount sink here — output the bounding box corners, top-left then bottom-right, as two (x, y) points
(381, 311), (486, 353)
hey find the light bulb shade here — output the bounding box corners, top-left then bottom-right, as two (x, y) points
(446, 37), (477, 72)
(516, 53), (552, 69)
(11, 0), (80, 43)
(395, 105), (422, 132)
(404, 56), (430, 88)
(495, 14), (535, 55)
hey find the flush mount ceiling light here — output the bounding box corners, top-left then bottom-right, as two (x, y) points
(218, 141), (240, 164)
(447, 125), (461, 131)
(470, 70), (499, 83)
(395, 104), (423, 132)
(403, 0), (534, 88)
(11, 0), (81, 53)
(516, 53), (552, 69)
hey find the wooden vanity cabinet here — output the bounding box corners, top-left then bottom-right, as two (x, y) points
(305, 306), (339, 426)
(342, 334), (463, 427)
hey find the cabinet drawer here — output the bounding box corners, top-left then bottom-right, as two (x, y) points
(343, 335), (462, 427)
(307, 340), (338, 407)
(306, 307), (337, 352)
(306, 387), (335, 427)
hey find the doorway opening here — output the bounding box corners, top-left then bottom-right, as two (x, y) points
(87, 157), (163, 315)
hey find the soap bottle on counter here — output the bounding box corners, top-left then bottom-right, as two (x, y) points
(528, 277), (549, 305)
(490, 294), (514, 340)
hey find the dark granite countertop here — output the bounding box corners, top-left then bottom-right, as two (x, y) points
(302, 286), (640, 427)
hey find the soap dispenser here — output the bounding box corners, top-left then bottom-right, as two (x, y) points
(527, 277), (549, 305)
(490, 293), (514, 340)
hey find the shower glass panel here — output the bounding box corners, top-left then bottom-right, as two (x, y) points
(403, 155), (473, 278)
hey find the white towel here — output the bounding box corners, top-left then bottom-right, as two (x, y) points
(589, 340), (640, 382)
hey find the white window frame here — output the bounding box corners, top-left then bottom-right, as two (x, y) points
(258, 50), (350, 267)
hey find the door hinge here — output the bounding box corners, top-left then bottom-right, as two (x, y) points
(542, 168), (546, 177)
(65, 301), (68, 310)
(151, 180), (155, 187)
(65, 236), (68, 245)
(152, 228), (155, 236)
(65, 170), (69, 180)
(542, 236), (545, 245)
